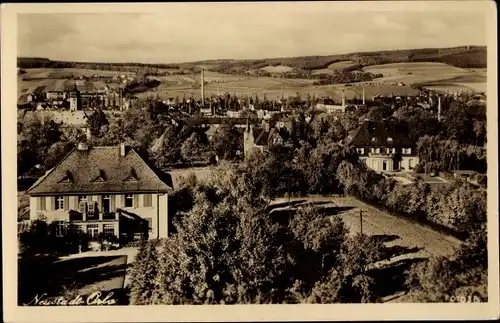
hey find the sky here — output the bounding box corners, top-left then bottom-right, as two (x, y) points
(17, 2), (489, 64)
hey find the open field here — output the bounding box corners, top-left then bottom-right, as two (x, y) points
(18, 61), (487, 103)
(20, 68), (135, 79)
(362, 62), (486, 92)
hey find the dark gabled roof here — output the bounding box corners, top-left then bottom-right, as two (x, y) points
(33, 86), (46, 95)
(26, 145), (172, 195)
(347, 120), (415, 147)
(253, 127), (269, 146)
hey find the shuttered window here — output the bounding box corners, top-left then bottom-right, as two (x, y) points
(143, 194), (152, 207)
(36, 197), (46, 211)
(63, 196), (69, 210)
(133, 194), (139, 208)
(110, 195), (116, 212)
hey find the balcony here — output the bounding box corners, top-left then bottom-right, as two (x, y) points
(68, 211), (118, 222)
(368, 152), (395, 157)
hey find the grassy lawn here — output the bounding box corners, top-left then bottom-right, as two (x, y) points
(19, 254), (128, 306)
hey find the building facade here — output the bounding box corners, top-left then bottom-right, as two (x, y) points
(347, 120), (419, 172)
(26, 143), (173, 240)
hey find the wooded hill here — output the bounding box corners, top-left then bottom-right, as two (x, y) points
(18, 45), (486, 72)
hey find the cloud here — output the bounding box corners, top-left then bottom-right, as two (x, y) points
(372, 14), (407, 31)
(421, 19), (447, 35)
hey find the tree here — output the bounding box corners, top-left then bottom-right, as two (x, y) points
(211, 123), (241, 161)
(128, 168), (379, 304)
(149, 124), (184, 168)
(129, 240), (160, 305)
(45, 142), (74, 169)
(86, 109), (109, 137)
(181, 131), (209, 165)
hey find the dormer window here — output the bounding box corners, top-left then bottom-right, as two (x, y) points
(371, 137), (378, 143)
(387, 137), (393, 144)
(92, 170), (107, 182)
(124, 168), (138, 181)
(58, 170), (74, 183)
(402, 148), (412, 155)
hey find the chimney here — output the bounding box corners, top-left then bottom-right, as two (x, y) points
(201, 69), (205, 106)
(362, 88), (365, 105)
(341, 90), (345, 107)
(120, 143), (126, 157)
(437, 95), (442, 122)
(77, 142), (88, 151)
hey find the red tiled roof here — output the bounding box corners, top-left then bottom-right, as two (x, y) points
(26, 145), (172, 195)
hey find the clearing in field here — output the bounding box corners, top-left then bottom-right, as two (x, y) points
(311, 60), (358, 75)
(260, 65), (295, 73)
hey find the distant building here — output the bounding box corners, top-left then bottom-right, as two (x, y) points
(347, 120), (419, 172)
(26, 143), (173, 241)
(243, 122), (292, 157)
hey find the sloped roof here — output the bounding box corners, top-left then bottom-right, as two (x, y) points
(347, 120), (415, 147)
(253, 127), (269, 146)
(27, 145), (172, 195)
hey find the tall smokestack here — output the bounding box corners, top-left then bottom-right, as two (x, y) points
(201, 69), (205, 106)
(362, 88), (365, 105)
(437, 95), (441, 122)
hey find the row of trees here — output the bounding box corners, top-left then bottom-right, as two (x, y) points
(312, 71), (383, 85)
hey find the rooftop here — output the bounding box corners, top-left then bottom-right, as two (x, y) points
(27, 145), (172, 195)
(347, 120), (416, 148)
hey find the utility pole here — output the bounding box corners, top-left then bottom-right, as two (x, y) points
(359, 209), (363, 236)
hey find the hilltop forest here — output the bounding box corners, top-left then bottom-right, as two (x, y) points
(18, 46), (486, 74)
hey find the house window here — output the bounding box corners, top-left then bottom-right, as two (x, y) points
(78, 195), (87, 203)
(55, 220), (65, 237)
(103, 224), (115, 236)
(403, 148), (412, 155)
(56, 196), (64, 210)
(375, 148), (380, 154)
(102, 195), (111, 213)
(73, 225), (83, 233)
(370, 148), (375, 153)
(409, 159), (413, 169)
(356, 148), (364, 155)
(125, 194), (134, 208)
(383, 161), (388, 171)
(87, 224), (99, 238)
(143, 194), (152, 207)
